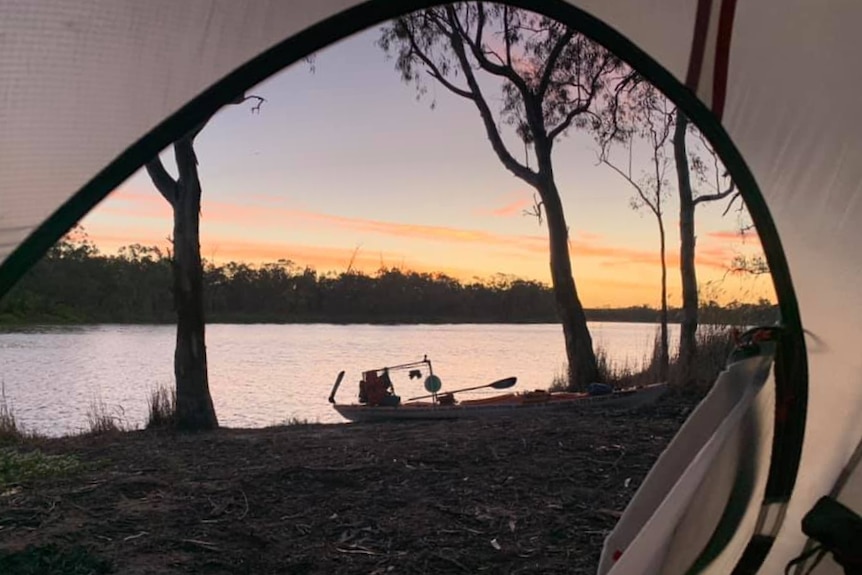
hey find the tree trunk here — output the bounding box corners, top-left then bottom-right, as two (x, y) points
(539, 173), (598, 390)
(657, 215), (669, 381)
(172, 138), (218, 431)
(674, 111), (698, 384)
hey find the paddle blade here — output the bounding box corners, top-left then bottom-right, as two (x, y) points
(489, 376), (517, 389)
(328, 370), (346, 404)
(404, 376), (517, 401)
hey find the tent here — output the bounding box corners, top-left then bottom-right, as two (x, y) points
(1, 1), (859, 573)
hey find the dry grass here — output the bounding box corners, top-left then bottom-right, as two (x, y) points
(0, 383), (24, 444)
(667, 324), (739, 397)
(84, 397), (128, 435)
(547, 364), (569, 392)
(551, 323), (738, 394)
(146, 385), (176, 429)
(549, 342), (648, 392)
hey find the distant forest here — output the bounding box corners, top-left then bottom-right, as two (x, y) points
(0, 231), (779, 326)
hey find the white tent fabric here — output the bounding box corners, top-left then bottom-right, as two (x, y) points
(602, 351), (779, 574)
(599, 353), (775, 574)
(2, 1), (861, 573)
(0, 0), (353, 260)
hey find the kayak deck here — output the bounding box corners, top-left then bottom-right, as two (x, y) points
(333, 383), (668, 422)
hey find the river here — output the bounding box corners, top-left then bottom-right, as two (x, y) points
(0, 322), (676, 435)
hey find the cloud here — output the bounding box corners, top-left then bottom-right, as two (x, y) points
(705, 229), (762, 246)
(98, 188), (172, 219)
(475, 190), (534, 218)
(103, 185), (549, 250)
(93, 185), (740, 274)
(84, 220), (482, 279)
(573, 230), (604, 242)
(488, 198), (533, 217)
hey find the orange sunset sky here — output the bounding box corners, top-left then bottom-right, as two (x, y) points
(81, 27), (773, 308)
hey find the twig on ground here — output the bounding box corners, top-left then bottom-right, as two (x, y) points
(334, 545), (380, 556)
(181, 538), (220, 552)
(237, 488), (249, 520)
(123, 531), (148, 542)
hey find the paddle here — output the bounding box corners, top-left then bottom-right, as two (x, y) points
(328, 370), (346, 404)
(406, 376), (517, 402)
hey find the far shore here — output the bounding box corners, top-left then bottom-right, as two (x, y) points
(0, 311), (769, 328)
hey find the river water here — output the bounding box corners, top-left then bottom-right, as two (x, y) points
(0, 322), (675, 435)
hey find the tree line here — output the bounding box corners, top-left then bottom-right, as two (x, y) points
(0, 230), (777, 327)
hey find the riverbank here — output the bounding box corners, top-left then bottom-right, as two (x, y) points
(0, 396), (695, 574)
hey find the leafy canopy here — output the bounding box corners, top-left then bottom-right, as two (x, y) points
(379, 3), (630, 179)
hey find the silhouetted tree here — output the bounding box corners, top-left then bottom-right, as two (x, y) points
(674, 112), (736, 382)
(145, 95), (264, 431)
(379, 4), (631, 388)
(600, 84), (673, 381)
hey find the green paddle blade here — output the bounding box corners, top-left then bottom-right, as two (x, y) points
(489, 376), (517, 389)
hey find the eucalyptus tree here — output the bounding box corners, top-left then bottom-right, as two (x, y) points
(145, 95), (263, 430)
(379, 3), (632, 388)
(600, 84), (673, 380)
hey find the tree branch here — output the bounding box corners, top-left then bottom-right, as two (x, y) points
(231, 94), (266, 114)
(403, 22), (474, 100)
(547, 53), (618, 140)
(174, 91), (265, 178)
(448, 4), (529, 94)
(695, 180), (737, 206)
(601, 70), (642, 144)
(446, 26), (537, 186)
(720, 190), (743, 216)
(145, 156), (178, 207)
(538, 29), (574, 97)
(600, 154), (659, 217)
(503, 5), (512, 68)
(548, 101), (592, 140)
(427, 69), (474, 99)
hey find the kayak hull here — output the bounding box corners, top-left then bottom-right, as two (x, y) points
(332, 382), (668, 422)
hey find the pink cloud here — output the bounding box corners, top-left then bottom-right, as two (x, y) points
(489, 198), (533, 217)
(573, 230), (604, 242)
(94, 186), (739, 273)
(474, 190), (535, 218)
(705, 229), (762, 246)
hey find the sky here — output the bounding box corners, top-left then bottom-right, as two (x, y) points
(80, 27), (773, 308)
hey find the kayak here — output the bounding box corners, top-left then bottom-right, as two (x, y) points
(329, 358), (667, 422)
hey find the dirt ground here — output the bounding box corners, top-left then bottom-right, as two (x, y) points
(0, 397), (696, 574)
